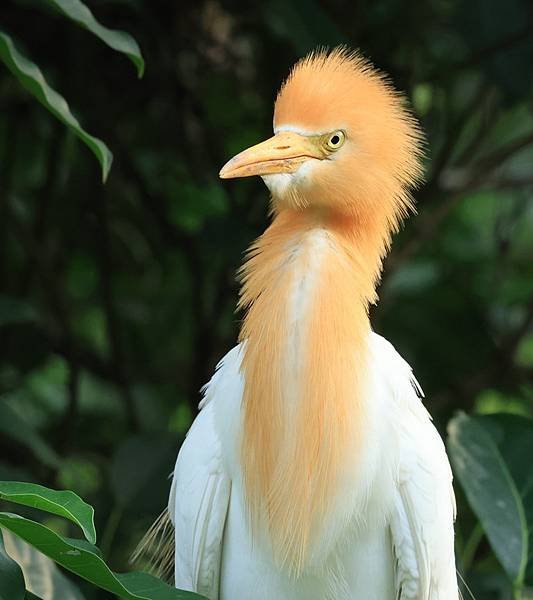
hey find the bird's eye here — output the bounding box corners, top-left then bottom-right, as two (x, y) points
(325, 130), (346, 151)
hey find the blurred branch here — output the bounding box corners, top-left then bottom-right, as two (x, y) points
(428, 80), (488, 188)
(430, 23), (533, 82)
(118, 154), (219, 413)
(100, 505), (123, 561)
(461, 523), (485, 573)
(94, 192), (139, 432)
(18, 123), (63, 295)
(454, 89), (498, 167)
(502, 299), (533, 361)
(0, 114), (19, 289)
(52, 336), (115, 381)
(5, 187), (128, 389)
(457, 24), (533, 71)
(118, 154), (196, 256)
(433, 299), (533, 413)
(492, 176), (533, 190)
(384, 190), (463, 276)
(470, 130), (533, 176)
(385, 129), (533, 276)
(10, 199), (169, 400)
(58, 358), (79, 453)
(383, 85), (498, 281)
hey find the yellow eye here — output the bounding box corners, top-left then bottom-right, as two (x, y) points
(325, 130), (346, 151)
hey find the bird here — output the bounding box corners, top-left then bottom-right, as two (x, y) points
(150, 47), (459, 600)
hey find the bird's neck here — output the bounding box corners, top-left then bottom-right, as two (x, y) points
(238, 207), (388, 572)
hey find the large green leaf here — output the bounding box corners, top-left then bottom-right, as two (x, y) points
(0, 31), (113, 182)
(46, 0), (144, 77)
(0, 529), (26, 600)
(0, 514), (204, 600)
(0, 482), (96, 545)
(448, 412), (533, 588)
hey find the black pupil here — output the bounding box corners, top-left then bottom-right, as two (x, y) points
(330, 135), (340, 145)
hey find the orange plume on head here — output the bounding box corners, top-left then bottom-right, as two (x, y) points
(273, 47), (424, 224)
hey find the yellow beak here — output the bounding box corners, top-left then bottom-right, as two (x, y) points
(219, 131), (324, 179)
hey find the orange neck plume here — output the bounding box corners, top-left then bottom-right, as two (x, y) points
(238, 202), (394, 573)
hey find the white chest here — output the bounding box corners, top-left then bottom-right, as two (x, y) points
(212, 332), (400, 568)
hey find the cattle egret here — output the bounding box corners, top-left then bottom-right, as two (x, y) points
(167, 48), (459, 600)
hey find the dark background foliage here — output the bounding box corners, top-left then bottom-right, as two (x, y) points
(0, 0), (532, 598)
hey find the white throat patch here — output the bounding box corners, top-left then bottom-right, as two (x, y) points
(262, 124), (330, 198)
(262, 159), (316, 197)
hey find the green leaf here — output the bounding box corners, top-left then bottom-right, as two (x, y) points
(0, 529), (26, 600)
(3, 530), (85, 600)
(46, 0), (144, 77)
(448, 412), (533, 588)
(0, 31), (113, 182)
(0, 482), (96, 545)
(0, 514), (205, 600)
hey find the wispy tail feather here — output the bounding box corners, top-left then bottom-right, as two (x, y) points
(130, 509), (175, 582)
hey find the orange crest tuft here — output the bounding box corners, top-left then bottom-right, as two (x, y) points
(274, 47), (424, 220)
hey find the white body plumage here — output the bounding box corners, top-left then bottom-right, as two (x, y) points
(170, 332), (457, 600)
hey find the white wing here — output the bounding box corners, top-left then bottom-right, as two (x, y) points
(391, 418), (458, 600)
(169, 357), (233, 600)
(373, 335), (458, 600)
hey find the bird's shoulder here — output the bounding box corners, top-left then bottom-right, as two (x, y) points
(369, 334), (458, 598)
(175, 343), (245, 483)
(203, 336), (422, 410)
(199, 335), (431, 434)
(369, 331), (453, 492)
(198, 343), (244, 411)
(369, 332), (425, 409)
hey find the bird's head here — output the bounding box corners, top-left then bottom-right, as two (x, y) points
(220, 47), (424, 222)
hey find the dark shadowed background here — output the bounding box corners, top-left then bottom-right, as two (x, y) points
(1, 1), (533, 599)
